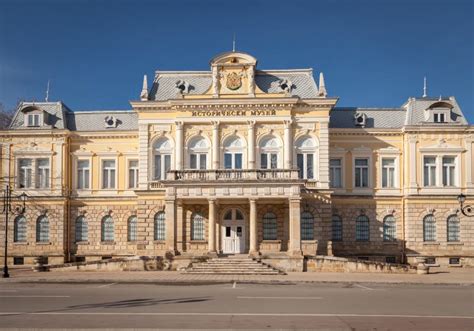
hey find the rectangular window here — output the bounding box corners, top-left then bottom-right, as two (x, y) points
(329, 159), (342, 188)
(154, 154), (171, 180)
(36, 159), (50, 189)
(234, 153), (242, 169)
(77, 160), (90, 189)
(199, 154), (206, 170)
(18, 159), (33, 188)
(27, 114), (40, 127)
(270, 153), (278, 169)
(260, 153), (267, 169)
(13, 257), (24, 265)
(224, 153), (232, 169)
(434, 113), (439, 123)
(190, 154), (197, 169)
(128, 160), (139, 189)
(423, 156), (437, 186)
(385, 256), (396, 264)
(354, 158), (369, 188)
(102, 160), (116, 189)
(442, 156), (456, 186)
(381, 158), (396, 188)
(306, 154), (314, 179)
(297, 154), (304, 179)
(449, 257), (460, 265)
(425, 257), (436, 264)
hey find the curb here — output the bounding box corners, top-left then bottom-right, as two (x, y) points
(2, 278), (473, 286)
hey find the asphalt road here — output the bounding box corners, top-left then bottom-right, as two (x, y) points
(0, 282), (472, 330)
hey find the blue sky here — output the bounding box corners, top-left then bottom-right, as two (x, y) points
(0, 0), (472, 122)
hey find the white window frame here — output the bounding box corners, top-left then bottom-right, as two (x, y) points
(294, 135), (318, 180)
(329, 148), (346, 193)
(354, 158), (369, 188)
(423, 155), (437, 187)
(187, 136), (210, 170)
(258, 135), (282, 169)
(376, 148), (401, 195)
(100, 158), (117, 190)
(152, 137), (174, 180)
(329, 158), (343, 188)
(26, 113), (41, 127)
(420, 153), (461, 194)
(351, 148), (373, 194)
(36, 158), (50, 189)
(127, 159), (139, 189)
(222, 135), (246, 170)
(442, 156), (456, 187)
(17, 158), (33, 189)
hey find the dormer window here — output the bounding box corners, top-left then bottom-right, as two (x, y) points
(425, 101), (453, 123)
(434, 113), (446, 123)
(26, 113), (41, 127)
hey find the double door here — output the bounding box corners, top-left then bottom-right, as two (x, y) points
(222, 224), (245, 254)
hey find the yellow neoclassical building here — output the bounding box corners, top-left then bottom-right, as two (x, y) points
(1, 51), (473, 271)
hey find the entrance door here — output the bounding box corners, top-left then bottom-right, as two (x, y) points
(222, 209), (246, 254)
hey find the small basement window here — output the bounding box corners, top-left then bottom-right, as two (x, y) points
(425, 257), (436, 264)
(357, 256), (369, 261)
(101, 256), (112, 260)
(385, 256), (396, 264)
(75, 256), (86, 263)
(449, 257), (460, 265)
(13, 257), (24, 265)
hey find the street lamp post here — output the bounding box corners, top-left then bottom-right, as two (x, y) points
(2, 185), (27, 278)
(457, 194), (473, 217)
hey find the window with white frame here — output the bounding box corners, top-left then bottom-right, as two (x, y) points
(447, 215), (460, 242)
(423, 214), (436, 242)
(36, 215), (49, 242)
(191, 212), (205, 240)
(329, 159), (342, 188)
(153, 138), (172, 180)
(434, 113), (446, 123)
(381, 158), (396, 188)
(101, 215), (114, 242)
(383, 215), (396, 241)
(75, 216), (88, 242)
(354, 158), (369, 188)
(188, 136), (209, 170)
(295, 136), (316, 179)
(36, 159), (50, 189)
(442, 156), (456, 186)
(154, 211), (166, 241)
(77, 160), (90, 189)
(223, 135), (244, 169)
(127, 216), (137, 241)
(259, 136), (281, 169)
(128, 160), (139, 189)
(14, 216), (27, 242)
(18, 159), (33, 188)
(26, 113), (40, 127)
(101, 160), (116, 189)
(423, 157), (437, 187)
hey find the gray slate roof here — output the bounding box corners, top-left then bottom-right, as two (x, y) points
(66, 111), (138, 131)
(330, 107), (406, 128)
(9, 102), (70, 130)
(149, 69), (319, 100)
(403, 97), (468, 126)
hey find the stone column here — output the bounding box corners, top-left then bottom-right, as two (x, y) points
(165, 198), (176, 253)
(288, 198), (302, 255)
(284, 120), (293, 169)
(249, 198), (258, 254)
(208, 199), (216, 253)
(248, 121), (256, 169)
(175, 121), (183, 170)
(212, 121), (220, 170)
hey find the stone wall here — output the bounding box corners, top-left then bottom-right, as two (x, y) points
(305, 256), (416, 273)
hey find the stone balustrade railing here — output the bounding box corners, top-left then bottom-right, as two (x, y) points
(164, 169), (301, 181)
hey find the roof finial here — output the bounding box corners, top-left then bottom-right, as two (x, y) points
(318, 72), (327, 97)
(232, 32), (236, 52)
(422, 76), (427, 98)
(45, 80), (50, 102)
(140, 74), (148, 101)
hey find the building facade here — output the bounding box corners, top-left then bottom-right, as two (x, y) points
(1, 51), (473, 269)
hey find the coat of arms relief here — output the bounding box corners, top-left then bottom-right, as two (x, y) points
(225, 71), (243, 90)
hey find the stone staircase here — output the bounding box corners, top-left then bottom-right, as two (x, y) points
(185, 255), (285, 275)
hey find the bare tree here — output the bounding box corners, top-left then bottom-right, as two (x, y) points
(0, 102), (15, 129)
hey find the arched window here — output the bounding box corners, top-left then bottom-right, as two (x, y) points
(447, 215), (460, 242)
(191, 212), (205, 240)
(383, 215), (396, 241)
(331, 215), (343, 241)
(75, 216), (88, 242)
(188, 136), (209, 170)
(36, 215), (49, 242)
(223, 135), (244, 169)
(295, 136), (317, 179)
(259, 135), (281, 169)
(423, 214), (436, 242)
(355, 215), (369, 241)
(153, 137), (172, 180)
(300, 211), (314, 240)
(14, 216), (27, 242)
(263, 212), (277, 240)
(235, 209), (244, 221)
(101, 215), (114, 242)
(154, 212), (166, 241)
(127, 216), (137, 242)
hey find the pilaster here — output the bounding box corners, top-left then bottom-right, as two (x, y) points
(248, 121), (256, 169)
(175, 121), (183, 170)
(288, 197), (302, 256)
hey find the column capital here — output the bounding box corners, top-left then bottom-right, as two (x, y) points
(175, 121), (184, 128)
(212, 121), (220, 129)
(247, 120), (256, 129)
(283, 119), (293, 129)
(208, 198), (217, 204)
(248, 198), (258, 203)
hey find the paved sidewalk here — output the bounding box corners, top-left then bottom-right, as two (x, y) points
(1, 267), (473, 285)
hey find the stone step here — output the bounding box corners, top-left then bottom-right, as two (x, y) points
(191, 267), (274, 271)
(184, 257), (284, 275)
(185, 271), (280, 275)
